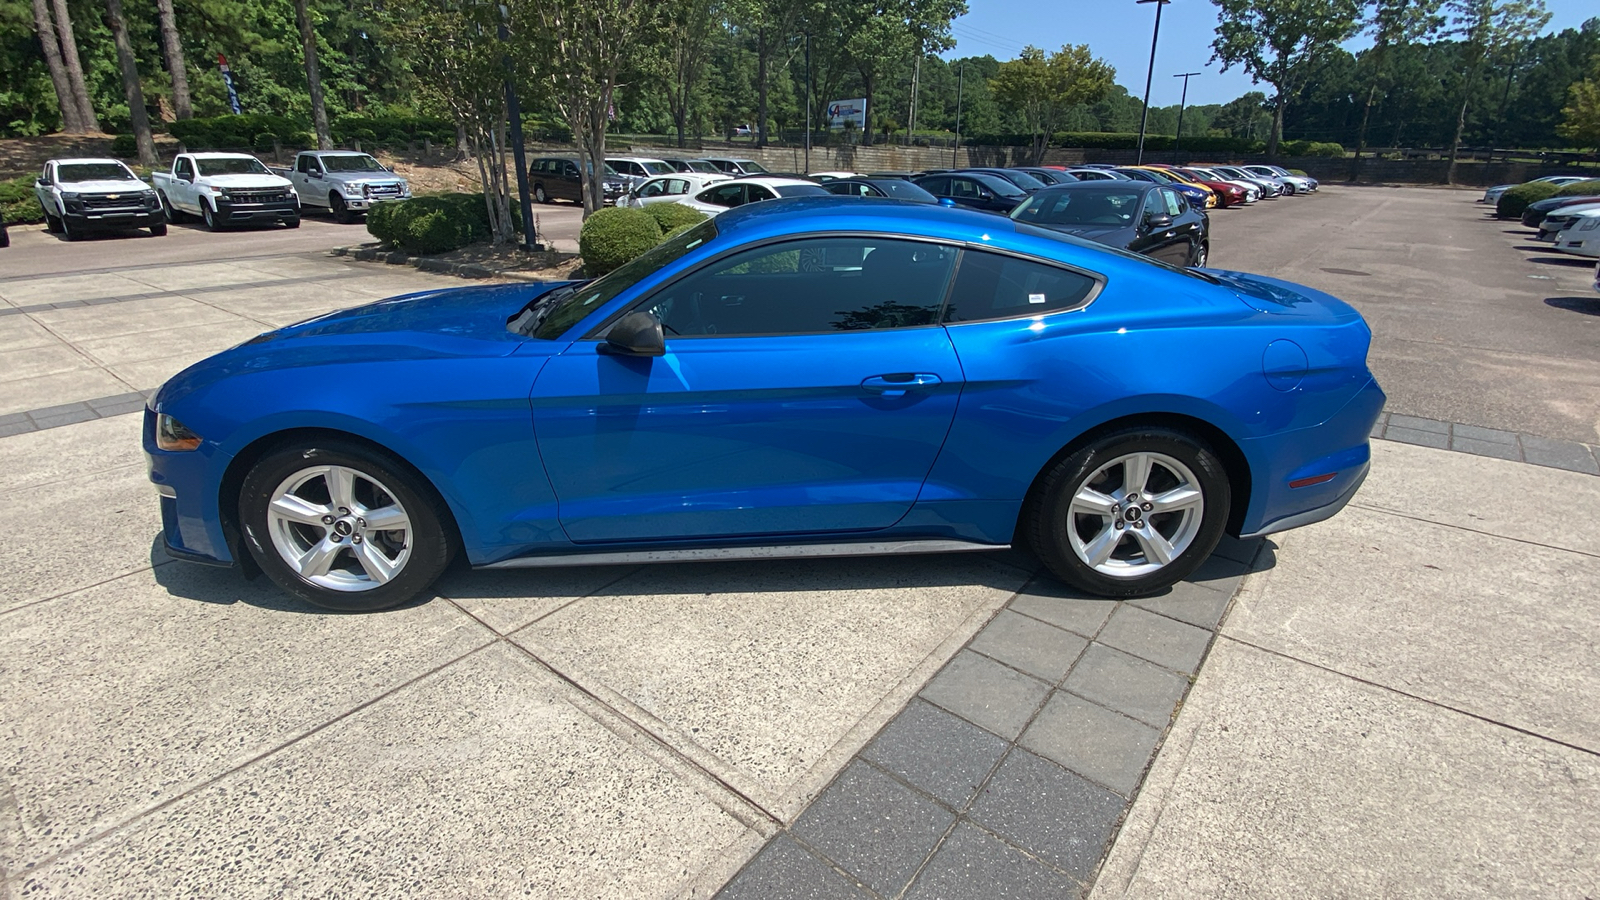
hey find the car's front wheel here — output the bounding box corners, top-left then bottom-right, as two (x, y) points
(1026, 427), (1229, 598)
(239, 441), (454, 612)
(201, 200), (221, 231)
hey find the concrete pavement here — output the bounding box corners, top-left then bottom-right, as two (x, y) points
(1090, 439), (1600, 899)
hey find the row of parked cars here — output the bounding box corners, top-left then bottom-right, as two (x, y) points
(1485, 174), (1600, 261)
(22, 149), (411, 240)
(578, 157), (1319, 268)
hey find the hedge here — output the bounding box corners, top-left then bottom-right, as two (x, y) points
(1, 174), (43, 225)
(168, 113), (449, 152)
(1552, 178), (1600, 197)
(642, 202), (708, 234)
(1496, 181), (1563, 218)
(579, 207), (663, 276)
(366, 193), (521, 254)
(331, 115), (454, 147)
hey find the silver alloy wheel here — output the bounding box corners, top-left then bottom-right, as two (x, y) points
(1193, 243), (1208, 267)
(266, 464), (413, 592)
(1066, 451), (1204, 578)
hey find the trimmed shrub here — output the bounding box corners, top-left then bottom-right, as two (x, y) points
(110, 134), (138, 157)
(169, 114), (300, 150)
(580, 207), (663, 276)
(642, 202), (708, 234)
(1277, 139), (1344, 157)
(253, 132), (280, 153)
(365, 193), (522, 254)
(1, 174), (44, 225)
(1496, 181), (1563, 218)
(1553, 178), (1600, 197)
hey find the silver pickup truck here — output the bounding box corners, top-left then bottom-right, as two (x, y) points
(270, 151), (411, 223)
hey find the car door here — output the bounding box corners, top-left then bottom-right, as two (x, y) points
(530, 235), (966, 542)
(1161, 188), (1202, 264)
(173, 157), (199, 210)
(559, 161), (582, 202)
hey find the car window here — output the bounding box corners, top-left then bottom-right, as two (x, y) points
(747, 184), (777, 202)
(195, 157), (270, 176)
(700, 184), (744, 207)
(950, 177), (979, 199)
(57, 162), (135, 181)
(918, 175), (950, 195)
(1143, 191), (1165, 218)
(639, 237), (958, 338)
(176, 158), (194, 179)
(638, 179), (666, 198)
(1011, 189), (1141, 226)
(739, 160), (769, 174)
(1162, 189), (1184, 216)
(944, 250), (1098, 323)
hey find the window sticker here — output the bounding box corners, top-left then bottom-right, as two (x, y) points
(1029, 292), (1048, 304)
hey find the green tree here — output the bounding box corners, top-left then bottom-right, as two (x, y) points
(1352, 0), (1445, 177)
(989, 44), (1114, 162)
(1559, 54), (1600, 148)
(1444, 0), (1549, 182)
(1211, 0), (1364, 158)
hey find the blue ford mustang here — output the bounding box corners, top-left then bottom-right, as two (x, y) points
(145, 198), (1383, 611)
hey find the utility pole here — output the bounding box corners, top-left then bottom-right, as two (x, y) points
(498, 5), (537, 250)
(1172, 71), (1199, 163)
(953, 63), (963, 167)
(907, 50), (921, 146)
(804, 33), (811, 173)
(1135, 0), (1170, 165)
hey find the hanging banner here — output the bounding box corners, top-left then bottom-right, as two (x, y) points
(218, 54), (241, 114)
(827, 99), (866, 131)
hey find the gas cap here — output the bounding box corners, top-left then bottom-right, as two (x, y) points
(1262, 339), (1308, 392)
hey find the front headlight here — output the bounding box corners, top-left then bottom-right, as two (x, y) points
(155, 414), (202, 452)
(216, 188), (232, 200)
(60, 191), (80, 200)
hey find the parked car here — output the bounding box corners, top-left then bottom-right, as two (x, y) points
(606, 157), (675, 190)
(1235, 165), (1297, 195)
(1552, 208), (1600, 259)
(1113, 168), (1214, 210)
(1254, 165), (1318, 193)
(1013, 167), (1080, 186)
(1481, 175), (1588, 205)
(528, 157), (628, 206)
(1010, 182), (1209, 267)
(912, 171), (1028, 214)
(618, 172), (731, 208)
(1207, 164), (1283, 198)
(821, 178), (943, 204)
(1157, 165), (1249, 207)
(35, 157), (166, 239)
(1128, 166), (1218, 209)
(957, 167), (1051, 193)
(271, 151), (409, 223)
(1184, 166), (1260, 202)
(673, 177), (829, 216)
(151, 153), (298, 231)
(808, 171), (861, 182)
(1535, 201), (1600, 241)
(662, 159), (725, 174)
(700, 157), (772, 176)
(865, 171), (918, 181)
(1521, 192), (1600, 228)
(146, 199), (1382, 611)
(1060, 167), (1129, 182)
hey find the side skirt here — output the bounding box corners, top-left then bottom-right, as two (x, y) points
(480, 539), (1009, 569)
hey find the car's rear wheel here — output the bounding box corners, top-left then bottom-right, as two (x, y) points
(534, 184), (548, 204)
(1190, 241), (1208, 268)
(1026, 427), (1229, 598)
(239, 441), (454, 612)
(160, 193), (184, 223)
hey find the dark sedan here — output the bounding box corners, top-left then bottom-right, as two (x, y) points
(1521, 194), (1600, 228)
(822, 178), (943, 204)
(958, 167), (1051, 193)
(913, 171), (1028, 214)
(1009, 182), (1210, 268)
(1014, 167), (1080, 186)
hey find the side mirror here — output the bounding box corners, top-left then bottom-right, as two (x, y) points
(36, 179), (47, 188)
(1145, 212), (1173, 229)
(977, 189), (994, 200)
(938, 197), (956, 208)
(309, 170), (322, 178)
(598, 311), (665, 357)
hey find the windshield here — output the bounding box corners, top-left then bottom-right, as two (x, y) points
(774, 184), (830, 198)
(642, 161), (673, 175)
(684, 160), (719, 173)
(1010, 189), (1143, 227)
(321, 154), (386, 173)
(57, 162), (136, 182)
(875, 180), (938, 202)
(999, 170), (1049, 191)
(737, 160), (769, 174)
(531, 219), (719, 340)
(196, 157), (271, 176)
(1138, 169), (1178, 184)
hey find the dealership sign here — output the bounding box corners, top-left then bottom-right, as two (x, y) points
(827, 99), (867, 130)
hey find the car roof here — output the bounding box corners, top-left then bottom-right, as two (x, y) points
(309, 150), (373, 156)
(1033, 181), (1149, 193)
(608, 156), (668, 163)
(719, 176), (817, 187)
(189, 152), (259, 159)
(48, 157), (129, 166)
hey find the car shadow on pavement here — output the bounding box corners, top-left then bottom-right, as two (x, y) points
(1525, 255), (1597, 267)
(1545, 297), (1600, 317)
(147, 535), (433, 615)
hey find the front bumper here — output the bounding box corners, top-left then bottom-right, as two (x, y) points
(62, 206), (163, 230)
(215, 197), (299, 224)
(145, 407), (236, 565)
(341, 190), (410, 211)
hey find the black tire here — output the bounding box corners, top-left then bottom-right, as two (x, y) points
(285, 216), (301, 229)
(44, 209), (62, 233)
(239, 440), (455, 612)
(149, 221), (167, 237)
(1024, 426), (1230, 598)
(330, 193), (354, 224)
(534, 184), (548, 204)
(1190, 241), (1208, 268)
(160, 193), (184, 223)
(60, 215), (80, 241)
(0, 224), (8, 248)
(201, 199), (221, 231)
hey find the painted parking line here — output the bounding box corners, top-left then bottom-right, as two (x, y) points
(0, 390), (155, 437)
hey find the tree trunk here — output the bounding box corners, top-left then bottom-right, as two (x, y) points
(1446, 94), (1469, 184)
(104, 0), (155, 165)
(52, 0), (98, 132)
(1351, 81), (1378, 181)
(1266, 88), (1284, 160)
(756, 32), (769, 148)
(294, 0), (333, 150)
(29, 0), (83, 133)
(154, 0), (192, 119)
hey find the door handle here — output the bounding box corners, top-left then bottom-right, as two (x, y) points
(862, 373), (942, 397)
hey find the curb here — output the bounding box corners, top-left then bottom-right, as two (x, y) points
(329, 244), (574, 282)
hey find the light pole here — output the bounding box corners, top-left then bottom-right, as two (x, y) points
(1134, 0), (1170, 165)
(1172, 71), (1199, 164)
(804, 33), (811, 173)
(953, 62), (964, 168)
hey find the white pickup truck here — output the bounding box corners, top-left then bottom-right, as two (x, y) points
(269, 150), (411, 223)
(34, 157), (166, 240)
(151, 152), (299, 231)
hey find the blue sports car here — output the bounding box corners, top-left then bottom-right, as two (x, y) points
(145, 198), (1383, 611)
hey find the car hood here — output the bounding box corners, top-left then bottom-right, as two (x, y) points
(155, 282), (571, 406)
(1206, 269), (1362, 320)
(59, 179), (151, 193)
(202, 173), (294, 189)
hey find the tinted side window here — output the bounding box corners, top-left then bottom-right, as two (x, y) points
(701, 184), (744, 207)
(638, 180), (666, 197)
(747, 184), (776, 202)
(1162, 189), (1184, 216)
(640, 238), (958, 337)
(1142, 191), (1164, 218)
(949, 178), (978, 199)
(944, 251), (1098, 323)
(918, 176), (949, 195)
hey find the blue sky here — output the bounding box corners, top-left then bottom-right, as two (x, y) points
(942, 0), (1597, 107)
